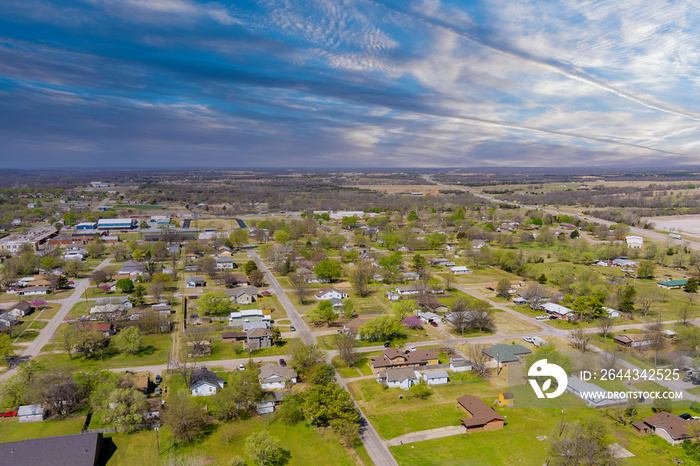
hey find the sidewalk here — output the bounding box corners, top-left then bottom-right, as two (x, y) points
(385, 426), (465, 447)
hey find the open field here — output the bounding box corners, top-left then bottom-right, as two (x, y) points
(642, 214), (700, 236)
(347, 184), (444, 194)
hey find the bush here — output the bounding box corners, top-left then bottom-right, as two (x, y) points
(691, 401), (700, 413)
(401, 316), (423, 330)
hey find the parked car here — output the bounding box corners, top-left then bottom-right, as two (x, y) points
(238, 364), (245, 371)
(430, 321), (438, 327)
(680, 413), (693, 420)
(535, 315), (549, 320)
(290, 325), (295, 331)
(522, 337), (534, 343)
(383, 342), (391, 348)
(0, 410), (17, 418)
(549, 315), (558, 320)
(155, 375), (162, 384)
(408, 346), (416, 352)
(154, 387), (162, 396)
(279, 359), (286, 366)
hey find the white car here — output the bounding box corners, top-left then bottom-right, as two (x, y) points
(535, 315), (549, 320)
(522, 337), (534, 343)
(238, 364), (245, 371)
(408, 346), (416, 352)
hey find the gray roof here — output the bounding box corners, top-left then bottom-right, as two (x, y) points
(189, 368), (224, 389)
(422, 370), (449, 380)
(384, 367), (419, 382)
(0, 433), (102, 466)
(18, 404), (43, 416)
(259, 363), (297, 383)
(482, 344), (532, 363)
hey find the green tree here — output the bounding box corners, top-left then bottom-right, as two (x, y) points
(273, 230), (290, 244)
(308, 364), (336, 385)
(62, 212), (76, 225)
(0, 334), (13, 360)
(314, 259), (342, 282)
(494, 278), (511, 298)
(98, 387), (147, 429)
(290, 341), (326, 376)
(151, 241), (168, 261)
(408, 380), (433, 399)
(114, 326), (142, 354)
(230, 229), (249, 248)
(412, 254), (427, 275)
(304, 382), (359, 427)
(358, 315), (403, 341)
(245, 430), (289, 466)
(129, 284), (146, 307)
(162, 392), (207, 443)
(377, 251), (403, 282)
(198, 291), (235, 316)
(342, 299), (355, 319)
(685, 277), (699, 293)
(618, 285), (636, 313)
(636, 260), (655, 279)
(244, 260), (259, 276)
(392, 299), (416, 320)
(308, 300), (337, 327)
(115, 278), (135, 293)
(277, 394), (305, 426)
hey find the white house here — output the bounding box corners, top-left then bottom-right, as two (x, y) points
(189, 368), (224, 396)
(603, 306), (621, 318)
(417, 370), (449, 386)
(386, 291), (400, 301)
(186, 276), (205, 288)
(396, 285), (421, 296)
(377, 367), (419, 390)
(229, 309), (271, 327)
(542, 302), (575, 320)
(214, 257), (235, 270)
(256, 400), (275, 415)
(314, 287), (348, 301)
(450, 266), (473, 275)
(625, 236), (644, 249)
(417, 311), (440, 324)
(19, 286), (50, 296)
(450, 357), (472, 372)
(18, 405), (44, 423)
(258, 364), (298, 390)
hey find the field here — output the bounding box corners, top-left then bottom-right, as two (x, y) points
(642, 214), (700, 236)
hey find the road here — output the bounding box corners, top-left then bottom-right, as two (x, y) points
(248, 250), (399, 466)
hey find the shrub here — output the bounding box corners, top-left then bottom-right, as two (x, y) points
(401, 316), (423, 330)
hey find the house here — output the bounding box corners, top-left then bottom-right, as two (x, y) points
(133, 373), (150, 394)
(565, 376), (619, 408)
(457, 395), (504, 432)
(256, 400), (275, 415)
(625, 236), (644, 249)
(482, 344), (531, 364)
(190, 368), (224, 396)
(0, 432), (104, 466)
(144, 398), (162, 420)
(221, 331), (247, 343)
(243, 321), (271, 332)
(216, 247), (234, 258)
(603, 306), (621, 318)
(631, 420), (652, 435)
(471, 240), (486, 250)
(18, 404), (44, 423)
(0, 311), (17, 327)
(450, 357), (472, 372)
(450, 266), (473, 275)
(89, 303), (125, 315)
(414, 295), (449, 313)
(341, 317), (371, 339)
(613, 333), (652, 348)
(498, 392), (514, 406)
(396, 285), (421, 296)
(418, 369), (449, 386)
(376, 367), (419, 390)
(314, 287), (348, 300)
(402, 271), (420, 281)
(81, 322), (116, 337)
(370, 348), (439, 371)
(229, 309), (271, 327)
(385, 291), (400, 301)
(247, 327), (273, 350)
(152, 303), (172, 316)
(186, 276), (206, 288)
(225, 274), (249, 286)
(642, 412), (700, 444)
(215, 257), (236, 270)
(19, 285), (50, 296)
(7, 301), (33, 318)
(117, 260), (144, 276)
(416, 311), (441, 324)
(226, 287), (259, 304)
(258, 363), (298, 390)
(658, 279), (687, 290)
(542, 302), (575, 320)
(429, 258), (449, 266)
(95, 296), (133, 309)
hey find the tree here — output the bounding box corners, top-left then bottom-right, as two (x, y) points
(270, 327), (282, 345)
(129, 284), (146, 307)
(245, 430), (289, 466)
(408, 380), (433, 399)
(392, 299), (416, 321)
(0, 334), (14, 360)
(314, 259), (341, 282)
(198, 291), (235, 316)
(99, 387), (147, 429)
(336, 333), (358, 366)
(636, 289), (658, 317)
(678, 298), (693, 326)
(618, 285), (636, 313)
(304, 381), (359, 427)
(308, 364), (336, 386)
(289, 273), (310, 304)
(273, 230), (290, 244)
(151, 241), (168, 261)
(412, 254), (427, 276)
(115, 278), (135, 293)
(249, 269), (265, 287)
(448, 311), (470, 337)
(162, 392), (207, 443)
(85, 242), (106, 258)
(636, 260), (655, 279)
(521, 282), (548, 304)
(686, 277), (700, 293)
(646, 319), (666, 367)
(115, 326), (142, 354)
(308, 300), (337, 327)
(342, 299), (355, 319)
(332, 420), (360, 448)
(277, 394), (305, 426)
(570, 328), (591, 352)
(201, 256), (217, 278)
(609, 398), (639, 426)
(290, 341), (326, 376)
(244, 260), (259, 276)
(464, 344), (490, 377)
(149, 280), (165, 302)
(358, 315), (403, 341)
(598, 315), (613, 339)
(494, 278), (511, 298)
(401, 316), (423, 329)
(89, 268), (110, 287)
(230, 229), (248, 249)
(652, 391), (673, 413)
(349, 264), (371, 297)
(378, 252), (402, 282)
(549, 417), (618, 466)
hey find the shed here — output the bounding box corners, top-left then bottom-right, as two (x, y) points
(18, 404), (44, 423)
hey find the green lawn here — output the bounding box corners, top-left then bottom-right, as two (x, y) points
(37, 333), (171, 370)
(0, 416), (85, 442)
(36, 303), (61, 320)
(369, 403), (464, 439)
(189, 338), (300, 362)
(103, 415), (360, 466)
(67, 300), (94, 319)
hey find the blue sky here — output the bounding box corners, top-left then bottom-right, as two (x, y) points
(2, 0), (700, 168)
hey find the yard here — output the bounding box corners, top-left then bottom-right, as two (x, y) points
(0, 416), (85, 443)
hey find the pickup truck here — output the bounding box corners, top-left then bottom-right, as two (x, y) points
(0, 410), (17, 418)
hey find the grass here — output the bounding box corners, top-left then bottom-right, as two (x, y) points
(0, 416), (86, 442)
(37, 333), (171, 370)
(67, 300), (93, 319)
(102, 415), (359, 466)
(368, 402), (465, 439)
(189, 338), (301, 362)
(36, 303), (61, 320)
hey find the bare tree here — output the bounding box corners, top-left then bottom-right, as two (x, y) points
(349, 264), (371, 297)
(608, 398), (639, 426)
(678, 296), (693, 326)
(646, 319), (666, 367)
(636, 289), (659, 317)
(149, 280), (165, 302)
(448, 311), (470, 337)
(598, 316), (613, 339)
(464, 344), (490, 378)
(184, 330), (212, 358)
(289, 273), (310, 304)
(570, 328), (591, 352)
(600, 350), (621, 371)
(520, 282), (548, 306)
(336, 333), (359, 366)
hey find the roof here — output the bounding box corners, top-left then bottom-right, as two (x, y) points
(457, 395), (505, 427)
(221, 331), (246, 339)
(614, 333), (651, 343)
(384, 367), (419, 382)
(259, 363), (297, 383)
(371, 348), (439, 368)
(422, 370), (449, 380)
(643, 412), (699, 440)
(566, 376), (619, 407)
(343, 317), (371, 334)
(10, 301), (32, 311)
(0, 433), (102, 466)
(247, 328), (272, 338)
(189, 368), (224, 389)
(482, 344), (531, 363)
(18, 405), (43, 416)
(314, 286), (343, 297)
(542, 302), (574, 315)
(187, 276), (205, 283)
(658, 279), (688, 287)
(82, 322), (113, 333)
(226, 286), (259, 298)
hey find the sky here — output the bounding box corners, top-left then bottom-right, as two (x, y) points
(2, 0), (700, 169)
